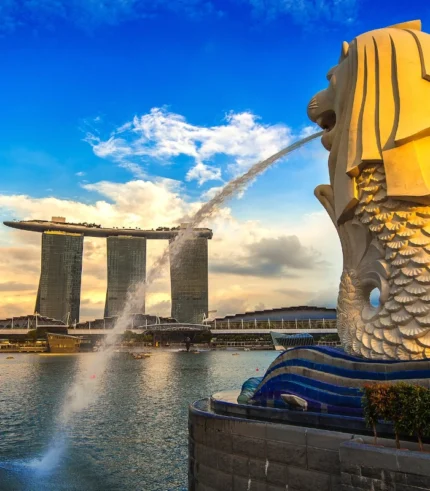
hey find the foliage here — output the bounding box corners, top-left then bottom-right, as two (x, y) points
(26, 328), (44, 341)
(121, 331), (153, 343)
(193, 331), (212, 343)
(362, 382), (430, 451)
(26, 329), (38, 341)
(362, 384), (384, 445)
(319, 334), (340, 342)
(122, 330), (135, 341)
(395, 383), (430, 451)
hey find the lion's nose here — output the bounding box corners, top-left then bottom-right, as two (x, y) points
(307, 89), (333, 124)
(307, 95), (319, 122)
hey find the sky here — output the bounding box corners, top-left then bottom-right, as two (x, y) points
(0, 0), (428, 321)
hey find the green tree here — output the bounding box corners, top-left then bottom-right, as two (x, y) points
(362, 384), (380, 445)
(396, 384), (430, 451)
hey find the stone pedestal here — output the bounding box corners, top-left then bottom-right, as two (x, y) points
(189, 393), (430, 491)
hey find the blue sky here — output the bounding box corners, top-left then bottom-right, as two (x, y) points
(0, 0), (428, 319)
(0, 0), (427, 200)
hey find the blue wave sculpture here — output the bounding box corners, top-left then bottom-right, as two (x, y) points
(238, 346), (430, 416)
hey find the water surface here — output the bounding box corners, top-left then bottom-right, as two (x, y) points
(0, 350), (277, 490)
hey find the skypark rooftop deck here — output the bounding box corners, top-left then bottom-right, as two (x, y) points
(3, 219), (213, 239)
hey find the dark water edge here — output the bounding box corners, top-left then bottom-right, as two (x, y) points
(0, 350), (277, 491)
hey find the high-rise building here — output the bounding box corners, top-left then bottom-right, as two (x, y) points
(104, 236), (147, 317)
(6, 218), (212, 324)
(170, 235), (209, 324)
(35, 231), (84, 323)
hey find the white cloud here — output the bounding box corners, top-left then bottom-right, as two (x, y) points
(0, 174), (341, 320)
(0, 106), (341, 321)
(76, 171), (86, 177)
(0, 179), (190, 229)
(118, 162), (147, 179)
(85, 107), (295, 185)
(299, 125), (321, 138)
(185, 163), (222, 186)
(201, 186), (225, 201)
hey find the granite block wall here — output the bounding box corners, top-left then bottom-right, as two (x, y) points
(340, 440), (430, 491)
(189, 401), (430, 491)
(189, 402), (354, 491)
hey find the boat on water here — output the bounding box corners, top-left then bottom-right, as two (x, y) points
(46, 332), (81, 353)
(130, 352), (151, 359)
(270, 332), (314, 351)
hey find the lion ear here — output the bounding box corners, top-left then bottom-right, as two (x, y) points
(389, 20), (422, 31)
(339, 41), (349, 62)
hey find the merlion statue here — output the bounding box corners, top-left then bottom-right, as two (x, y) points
(308, 20), (430, 360)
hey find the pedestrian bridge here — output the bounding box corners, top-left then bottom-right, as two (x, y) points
(71, 323), (210, 335)
(0, 325), (337, 337)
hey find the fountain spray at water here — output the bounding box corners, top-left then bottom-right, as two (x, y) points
(38, 130), (322, 470)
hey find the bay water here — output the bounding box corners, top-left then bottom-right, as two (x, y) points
(0, 350), (277, 491)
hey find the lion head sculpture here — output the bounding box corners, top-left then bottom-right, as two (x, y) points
(308, 19), (430, 225)
(307, 20), (430, 360)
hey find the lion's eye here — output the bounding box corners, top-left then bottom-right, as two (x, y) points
(326, 68), (335, 82)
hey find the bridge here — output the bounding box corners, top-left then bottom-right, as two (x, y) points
(0, 319), (337, 337)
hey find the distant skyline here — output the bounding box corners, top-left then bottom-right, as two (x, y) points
(0, 1), (428, 320)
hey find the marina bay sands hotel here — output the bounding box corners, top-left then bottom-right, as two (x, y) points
(3, 218), (212, 325)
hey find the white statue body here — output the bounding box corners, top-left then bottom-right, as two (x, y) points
(308, 20), (430, 360)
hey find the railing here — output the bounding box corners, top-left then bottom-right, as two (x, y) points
(208, 319), (337, 330)
(0, 318), (337, 331)
(211, 341), (273, 347)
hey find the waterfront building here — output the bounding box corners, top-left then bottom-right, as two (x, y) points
(35, 231), (84, 324)
(4, 218), (212, 324)
(210, 306), (337, 331)
(104, 236), (147, 317)
(170, 235), (209, 324)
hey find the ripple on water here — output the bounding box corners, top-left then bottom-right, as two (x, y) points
(0, 350), (277, 490)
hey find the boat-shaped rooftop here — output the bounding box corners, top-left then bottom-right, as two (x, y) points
(3, 218), (213, 239)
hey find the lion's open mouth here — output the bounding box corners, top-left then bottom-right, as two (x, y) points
(316, 110), (336, 133)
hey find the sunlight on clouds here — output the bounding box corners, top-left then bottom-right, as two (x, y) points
(186, 162), (222, 186)
(85, 107), (295, 185)
(0, 176), (341, 320)
(0, 105), (341, 320)
(201, 186), (225, 201)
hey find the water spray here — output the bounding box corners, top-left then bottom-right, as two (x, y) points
(37, 130), (323, 470)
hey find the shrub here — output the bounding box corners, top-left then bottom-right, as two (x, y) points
(362, 384), (383, 445)
(362, 382), (430, 451)
(362, 383), (395, 445)
(395, 383), (430, 451)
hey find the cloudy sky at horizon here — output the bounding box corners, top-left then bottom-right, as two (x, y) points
(0, 0), (427, 321)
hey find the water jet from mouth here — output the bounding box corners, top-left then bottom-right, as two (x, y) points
(30, 129), (323, 474)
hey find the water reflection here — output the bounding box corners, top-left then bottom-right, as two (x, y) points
(0, 350), (277, 490)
